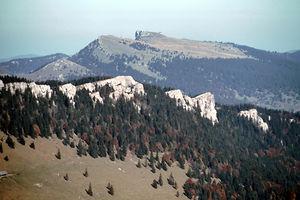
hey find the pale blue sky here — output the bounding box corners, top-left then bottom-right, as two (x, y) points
(0, 0), (299, 59)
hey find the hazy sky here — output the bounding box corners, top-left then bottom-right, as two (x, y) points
(1, 0), (299, 59)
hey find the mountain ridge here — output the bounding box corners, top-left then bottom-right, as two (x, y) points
(1, 31), (299, 111)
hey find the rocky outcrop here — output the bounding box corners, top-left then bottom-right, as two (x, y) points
(59, 83), (77, 106)
(4, 82), (52, 98)
(0, 80), (4, 90)
(166, 89), (194, 111)
(95, 76), (145, 102)
(59, 76), (145, 107)
(166, 89), (218, 125)
(89, 92), (103, 104)
(135, 31), (166, 42)
(193, 92), (218, 125)
(238, 109), (268, 132)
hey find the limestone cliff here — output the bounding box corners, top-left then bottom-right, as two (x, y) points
(238, 109), (268, 132)
(166, 89), (218, 125)
(4, 82), (52, 98)
(59, 76), (145, 107)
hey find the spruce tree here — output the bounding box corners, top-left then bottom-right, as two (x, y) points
(108, 185), (114, 195)
(151, 164), (156, 173)
(4, 155), (9, 161)
(107, 182), (114, 195)
(86, 182), (93, 196)
(186, 168), (193, 177)
(136, 159), (142, 168)
(29, 142), (35, 149)
(143, 158), (148, 167)
(158, 173), (163, 186)
(168, 172), (175, 186)
(155, 150), (159, 162)
(77, 140), (86, 156)
(6, 136), (15, 149)
(70, 141), (75, 148)
(64, 173), (69, 181)
(161, 159), (167, 171)
(149, 150), (154, 164)
(173, 181), (178, 190)
(18, 136), (25, 145)
(151, 179), (158, 189)
(0, 142), (3, 153)
(88, 141), (98, 158)
(83, 168), (88, 177)
(55, 148), (61, 159)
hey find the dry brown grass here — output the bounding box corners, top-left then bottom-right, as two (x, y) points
(0, 131), (189, 200)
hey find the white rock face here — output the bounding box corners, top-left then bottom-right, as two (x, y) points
(5, 82), (28, 94)
(89, 92), (103, 104)
(166, 89), (194, 111)
(59, 76), (145, 107)
(0, 80), (4, 90)
(76, 82), (96, 92)
(4, 82), (52, 98)
(238, 109), (269, 132)
(166, 89), (218, 125)
(95, 76), (145, 101)
(193, 92), (218, 124)
(59, 83), (76, 106)
(28, 82), (52, 98)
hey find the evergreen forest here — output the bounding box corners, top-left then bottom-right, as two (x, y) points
(0, 75), (299, 200)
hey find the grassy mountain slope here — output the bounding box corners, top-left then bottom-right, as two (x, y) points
(0, 131), (188, 200)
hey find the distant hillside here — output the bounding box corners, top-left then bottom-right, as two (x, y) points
(0, 54), (40, 62)
(5, 31), (300, 111)
(23, 59), (95, 82)
(0, 53), (68, 75)
(69, 31), (300, 111)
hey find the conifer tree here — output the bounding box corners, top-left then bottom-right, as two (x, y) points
(151, 179), (158, 189)
(0, 142), (3, 153)
(151, 164), (156, 173)
(64, 173), (69, 181)
(83, 168), (88, 177)
(6, 136), (15, 149)
(173, 181), (178, 190)
(77, 140), (86, 156)
(29, 142), (35, 149)
(149, 150), (154, 164)
(136, 159), (142, 168)
(108, 185), (114, 195)
(70, 141), (75, 148)
(86, 182), (93, 196)
(107, 182), (114, 195)
(186, 168), (193, 177)
(88, 140), (98, 158)
(156, 160), (161, 170)
(155, 150), (159, 162)
(55, 148), (61, 159)
(18, 136), (25, 145)
(158, 173), (163, 186)
(168, 172), (175, 186)
(4, 155), (9, 161)
(161, 158), (167, 171)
